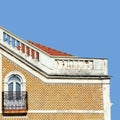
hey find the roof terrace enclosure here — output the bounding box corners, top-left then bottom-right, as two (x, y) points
(0, 27), (111, 120)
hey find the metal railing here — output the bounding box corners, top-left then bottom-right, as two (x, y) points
(2, 91), (28, 112)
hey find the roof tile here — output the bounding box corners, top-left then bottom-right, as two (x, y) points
(27, 41), (72, 57)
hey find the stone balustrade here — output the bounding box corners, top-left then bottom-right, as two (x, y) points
(53, 58), (108, 75)
(0, 27), (108, 76)
(55, 59), (94, 70)
(2, 32), (39, 62)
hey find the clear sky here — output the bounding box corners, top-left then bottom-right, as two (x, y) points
(0, 0), (119, 119)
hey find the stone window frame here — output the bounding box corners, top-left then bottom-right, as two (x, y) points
(4, 71), (26, 92)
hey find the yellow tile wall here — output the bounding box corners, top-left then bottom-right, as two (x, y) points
(0, 113), (104, 120)
(1, 56), (104, 119)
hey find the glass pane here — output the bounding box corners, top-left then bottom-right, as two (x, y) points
(8, 82), (13, 91)
(16, 82), (21, 91)
(16, 83), (21, 100)
(8, 75), (21, 82)
(8, 83), (13, 100)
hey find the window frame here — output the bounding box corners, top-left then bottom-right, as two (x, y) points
(4, 71), (26, 92)
(3, 71), (28, 115)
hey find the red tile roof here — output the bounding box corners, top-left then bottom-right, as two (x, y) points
(27, 41), (72, 57)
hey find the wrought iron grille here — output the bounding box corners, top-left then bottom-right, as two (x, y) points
(2, 91), (28, 111)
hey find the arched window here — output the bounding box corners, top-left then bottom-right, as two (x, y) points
(3, 71), (27, 113)
(8, 75), (22, 100)
(8, 75), (21, 91)
(4, 71), (26, 92)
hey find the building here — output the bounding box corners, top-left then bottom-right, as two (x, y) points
(0, 27), (111, 120)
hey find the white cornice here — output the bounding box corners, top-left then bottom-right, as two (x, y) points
(0, 43), (110, 78)
(28, 110), (104, 114)
(0, 27), (111, 84)
(0, 47), (110, 84)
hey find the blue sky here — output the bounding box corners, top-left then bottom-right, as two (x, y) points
(0, 0), (119, 119)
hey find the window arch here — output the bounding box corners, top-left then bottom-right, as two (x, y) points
(3, 71), (28, 113)
(8, 75), (21, 91)
(4, 71), (26, 91)
(8, 75), (22, 100)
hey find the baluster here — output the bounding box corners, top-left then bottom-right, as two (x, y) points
(36, 52), (39, 61)
(68, 60), (72, 68)
(79, 60), (81, 69)
(34, 51), (36, 61)
(81, 60), (83, 69)
(18, 41), (20, 51)
(26, 46), (29, 56)
(9, 37), (13, 47)
(4, 33), (7, 42)
(18, 42), (22, 53)
(0, 30), (3, 42)
(20, 42), (25, 54)
(76, 60), (79, 69)
(62, 60), (64, 68)
(29, 48), (32, 58)
(74, 60), (76, 69)
(56, 59), (59, 69)
(71, 60), (74, 68)
(88, 61), (93, 70)
(4, 34), (8, 46)
(24, 45), (27, 56)
(59, 60), (63, 69)
(64, 60), (67, 69)
(66, 60), (69, 68)
(84, 60), (88, 69)
(21, 43), (25, 53)
(31, 49), (34, 59)
(15, 40), (17, 50)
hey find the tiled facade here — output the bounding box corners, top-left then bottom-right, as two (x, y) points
(1, 56), (104, 120)
(0, 27), (111, 120)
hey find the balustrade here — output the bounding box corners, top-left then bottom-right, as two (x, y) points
(0, 28), (107, 75)
(2, 32), (39, 62)
(55, 59), (94, 70)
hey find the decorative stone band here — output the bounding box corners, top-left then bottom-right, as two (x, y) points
(28, 110), (104, 114)
(0, 48), (111, 84)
